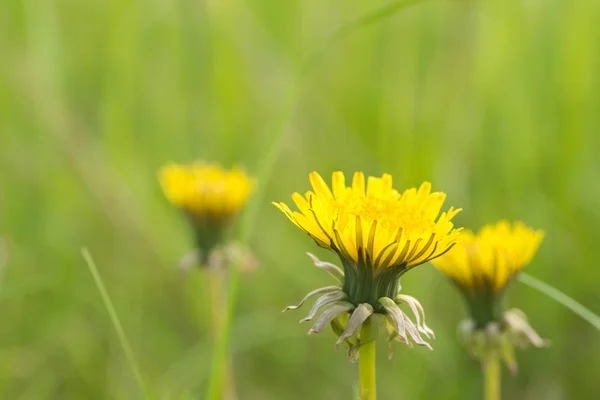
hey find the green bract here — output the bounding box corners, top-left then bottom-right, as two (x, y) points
(283, 253), (435, 360)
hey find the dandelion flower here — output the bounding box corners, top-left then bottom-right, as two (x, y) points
(432, 220), (548, 372)
(159, 161), (254, 269)
(274, 171), (462, 355)
(160, 162), (253, 225)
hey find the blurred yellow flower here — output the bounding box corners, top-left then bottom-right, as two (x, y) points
(433, 220), (544, 295)
(159, 161), (254, 224)
(159, 161), (254, 265)
(433, 220), (547, 372)
(273, 171), (462, 270)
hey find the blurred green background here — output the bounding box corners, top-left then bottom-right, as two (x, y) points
(2, 0), (600, 398)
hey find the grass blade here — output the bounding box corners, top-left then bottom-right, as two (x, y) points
(519, 272), (600, 332)
(301, 0), (426, 77)
(81, 248), (152, 399)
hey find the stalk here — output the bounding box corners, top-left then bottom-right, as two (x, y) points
(358, 318), (376, 400)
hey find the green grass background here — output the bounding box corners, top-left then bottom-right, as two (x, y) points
(2, 0), (600, 398)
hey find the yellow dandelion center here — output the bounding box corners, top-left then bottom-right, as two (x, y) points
(433, 220), (544, 293)
(274, 171), (462, 271)
(159, 162), (254, 222)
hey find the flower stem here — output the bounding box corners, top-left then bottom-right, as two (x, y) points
(483, 352), (501, 400)
(358, 319), (376, 400)
(206, 270), (237, 400)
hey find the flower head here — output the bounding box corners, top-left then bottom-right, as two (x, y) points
(432, 220), (547, 371)
(274, 171), (462, 355)
(159, 161), (254, 264)
(433, 220), (544, 326)
(274, 171), (461, 273)
(160, 162), (253, 224)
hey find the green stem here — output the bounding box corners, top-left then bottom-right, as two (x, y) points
(483, 352), (501, 400)
(358, 319), (376, 400)
(206, 246), (250, 400)
(206, 270), (237, 400)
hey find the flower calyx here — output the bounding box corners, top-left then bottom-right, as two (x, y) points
(459, 308), (549, 374)
(283, 253), (435, 361)
(179, 242), (258, 273)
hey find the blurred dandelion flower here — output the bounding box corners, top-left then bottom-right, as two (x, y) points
(432, 220), (548, 373)
(160, 161), (255, 400)
(159, 161), (255, 270)
(274, 171), (462, 356)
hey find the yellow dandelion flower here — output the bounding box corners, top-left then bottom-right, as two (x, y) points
(159, 161), (254, 262)
(433, 220), (547, 372)
(433, 220), (544, 300)
(274, 171), (462, 271)
(160, 162), (254, 222)
(274, 171), (462, 353)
